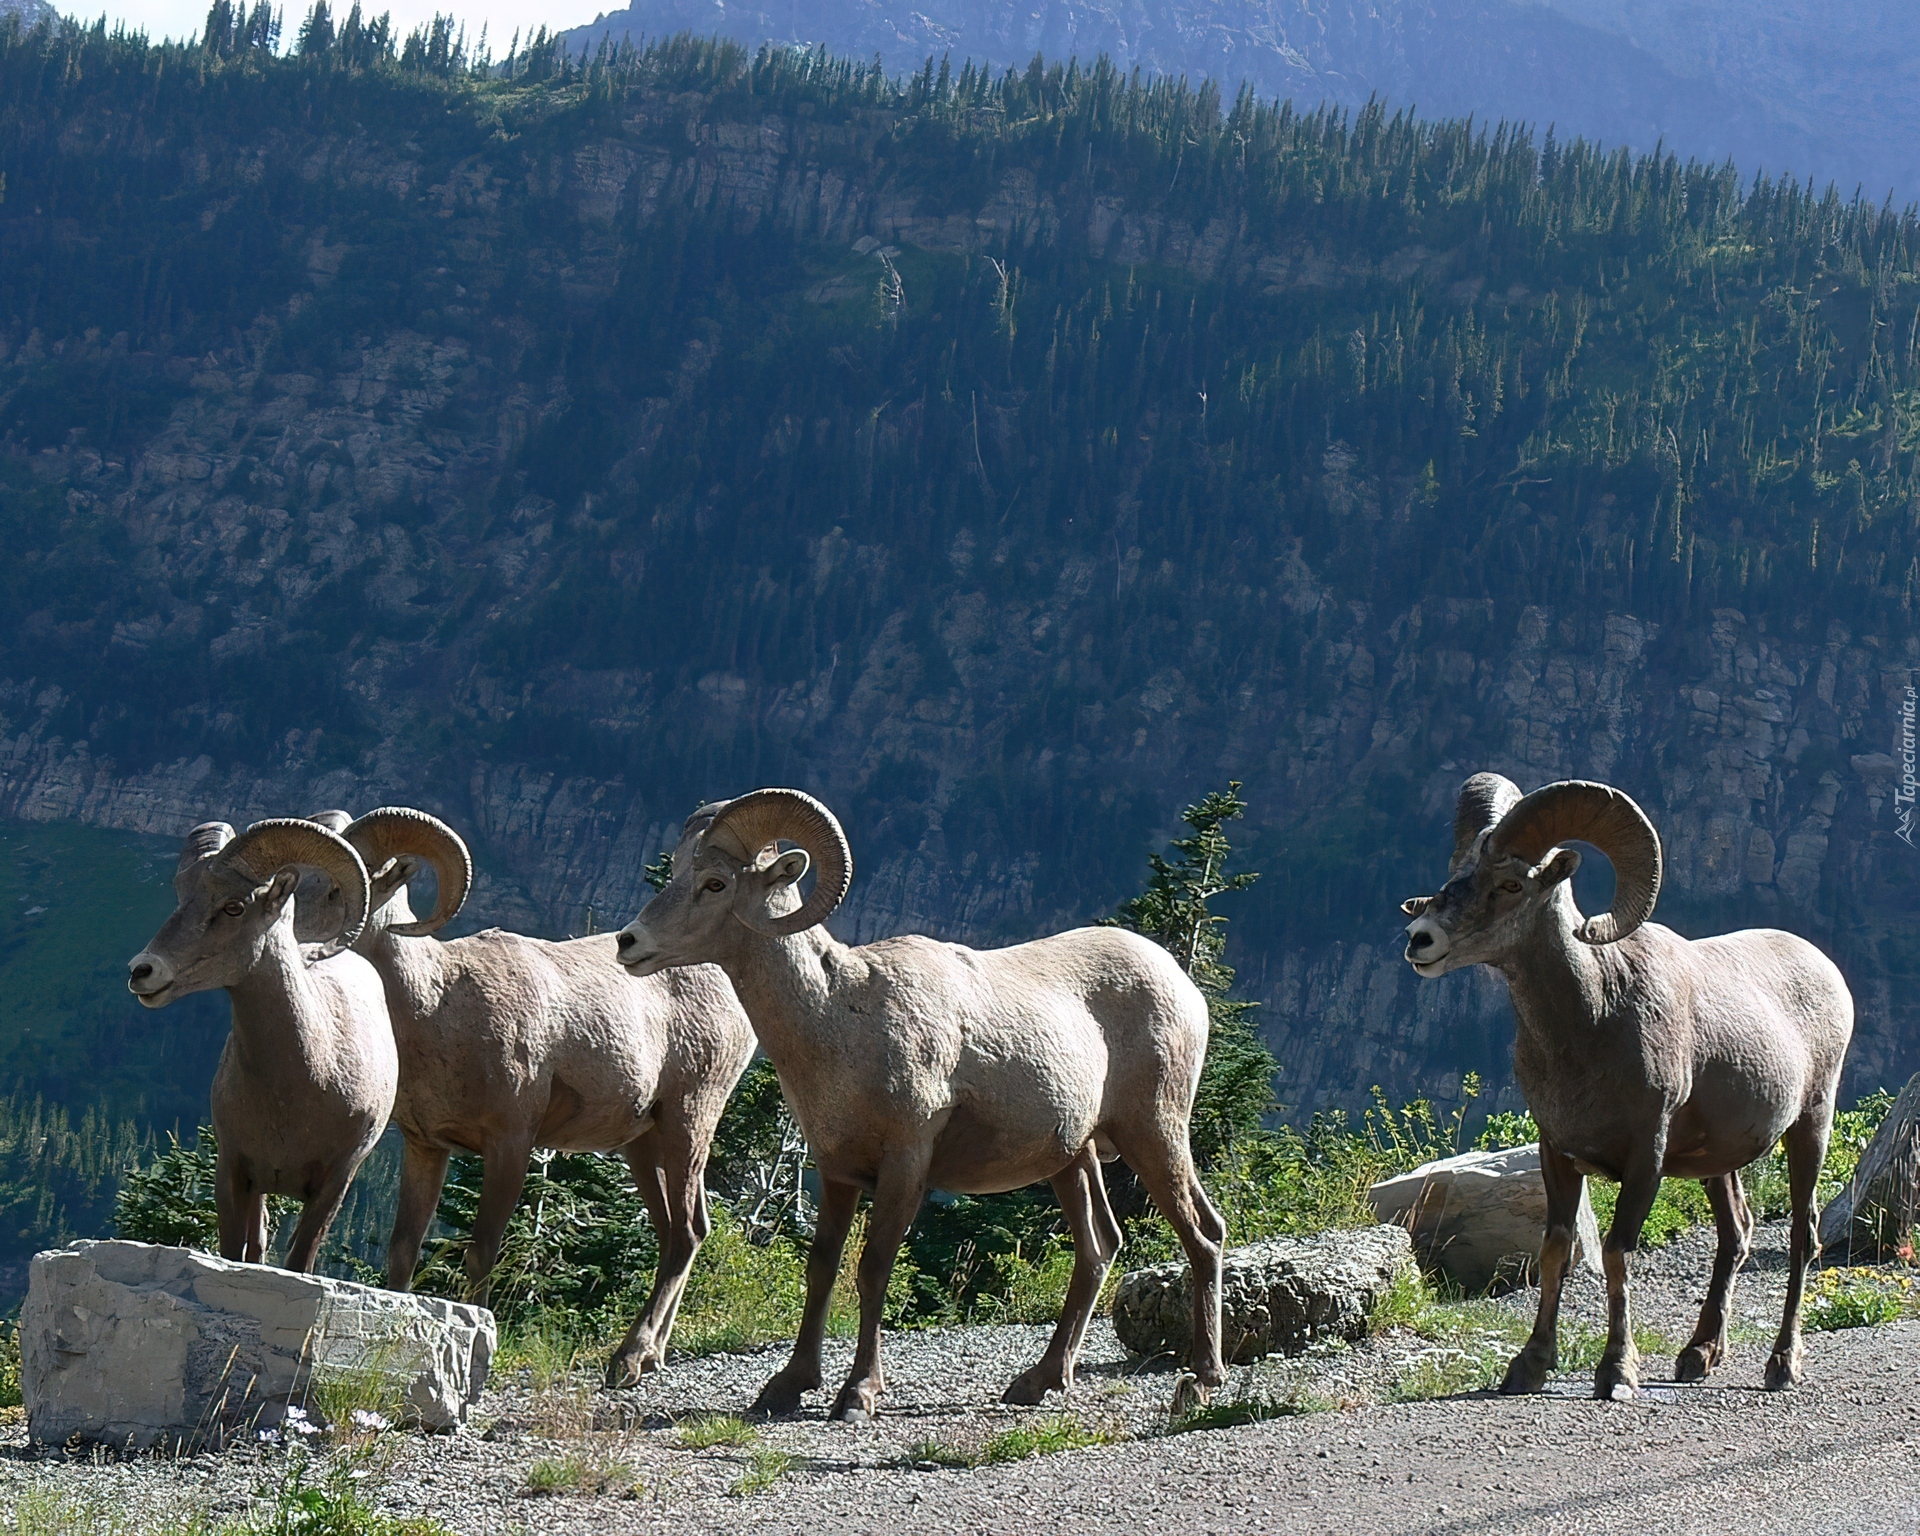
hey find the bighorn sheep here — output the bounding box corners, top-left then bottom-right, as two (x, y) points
(1401, 775), (1854, 1397)
(127, 819), (397, 1273)
(613, 789), (1227, 1420)
(305, 807), (756, 1385)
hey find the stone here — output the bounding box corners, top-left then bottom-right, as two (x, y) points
(1819, 1072), (1920, 1261)
(1113, 1224), (1412, 1364)
(22, 1241), (494, 1450)
(1367, 1144), (1605, 1293)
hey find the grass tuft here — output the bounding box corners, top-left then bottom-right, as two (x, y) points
(979, 1413), (1117, 1464)
(523, 1451), (638, 1498)
(727, 1448), (799, 1497)
(675, 1412), (758, 1450)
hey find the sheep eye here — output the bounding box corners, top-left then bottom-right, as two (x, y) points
(222, 900), (246, 917)
(704, 878), (727, 894)
(1500, 880), (1523, 894)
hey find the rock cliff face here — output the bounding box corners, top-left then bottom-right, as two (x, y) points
(7, 601), (1914, 1116)
(3, 52), (1917, 1123)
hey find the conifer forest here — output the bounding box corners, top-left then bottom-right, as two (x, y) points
(0, 13), (1916, 1274)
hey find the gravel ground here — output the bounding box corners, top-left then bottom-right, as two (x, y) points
(3, 1220), (1916, 1535)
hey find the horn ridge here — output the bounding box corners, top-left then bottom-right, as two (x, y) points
(222, 818), (371, 957)
(1451, 773), (1522, 873)
(705, 788), (852, 937)
(1488, 779), (1663, 946)
(340, 807), (473, 936)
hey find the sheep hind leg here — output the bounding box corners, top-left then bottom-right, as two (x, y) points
(1004, 1144), (1123, 1406)
(606, 1126), (712, 1388)
(749, 1178), (859, 1419)
(1113, 1128), (1225, 1414)
(1676, 1170), (1751, 1382)
(1767, 1111), (1830, 1390)
(1501, 1138), (1583, 1395)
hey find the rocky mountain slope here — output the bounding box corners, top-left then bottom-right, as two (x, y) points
(566, 0), (1920, 204)
(1, 27), (1917, 1130)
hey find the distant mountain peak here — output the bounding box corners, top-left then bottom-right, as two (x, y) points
(566, 0), (1919, 201)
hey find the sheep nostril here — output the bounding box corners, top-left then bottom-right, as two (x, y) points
(131, 963), (153, 981)
(616, 931), (636, 951)
(1407, 932), (1432, 952)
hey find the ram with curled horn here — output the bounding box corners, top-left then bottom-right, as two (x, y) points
(1401, 774), (1854, 1398)
(301, 806), (755, 1385)
(127, 818), (398, 1273)
(615, 788), (1228, 1421)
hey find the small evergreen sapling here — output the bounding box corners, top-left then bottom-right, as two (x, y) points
(1107, 781), (1277, 1165)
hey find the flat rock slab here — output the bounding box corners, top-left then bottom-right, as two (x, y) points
(22, 1240), (495, 1450)
(1114, 1224), (1413, 1364)
(1368, 1143), (1604, 1293)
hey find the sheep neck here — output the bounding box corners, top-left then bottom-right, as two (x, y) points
(1496, 884), (1631, 1126)
(223, 922), (338, 1083)
(360, 925), (449, 1036)
(712, 924), (848, 1072)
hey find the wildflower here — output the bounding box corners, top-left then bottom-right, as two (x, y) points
(255, 1427), (281, 1444)
(283, 1405), (322, 1437)
(350, 1409), (391, 1433)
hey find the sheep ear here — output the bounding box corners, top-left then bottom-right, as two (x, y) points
(764, 848), (810, 890)
(1533, 847), (1581, 887)
(267, 867), (303, 911)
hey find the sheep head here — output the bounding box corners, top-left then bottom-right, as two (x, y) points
(1401, 775), (1662, 977)
(615, 788), (852, 976)
(128, 819), (371, 1005)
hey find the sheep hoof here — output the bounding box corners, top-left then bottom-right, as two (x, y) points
(603, 1349), (661, 1390)
(1169, 1372), (1211, 1418)
(1499, 1351), (1550, 1396)
(829, 1388), (876, 1424)
(1002, 1366), (1062, 1406)
(1674, 1343), (1718, 1383)
(1594, 1358), (1639, 1401)
(1764, 1350), (1803, 1391)
(748, 1374), (809, 1419)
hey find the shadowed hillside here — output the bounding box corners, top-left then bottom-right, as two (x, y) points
(0, 20), (1915, 1150)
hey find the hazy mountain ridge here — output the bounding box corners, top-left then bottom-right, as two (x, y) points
(1, 29), (1917, 1132)
(567, 0), (1920, 203)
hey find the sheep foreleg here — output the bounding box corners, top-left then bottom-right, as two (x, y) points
(1594, 1161), (1663, 1401)
(1501, 1139), (1583, 1395)
(385, 1139), (451, 1292)
(750, 1177), (859, 1417)
(830, 1156), (927, 1423)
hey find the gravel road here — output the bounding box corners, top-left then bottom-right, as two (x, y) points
(3, 1220), (1915, 1535)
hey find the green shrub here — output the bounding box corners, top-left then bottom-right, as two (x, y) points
(114, 1129), (229, 1251)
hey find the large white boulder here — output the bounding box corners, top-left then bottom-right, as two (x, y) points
(22, 1241), (495, 1450)
(1368, 1144), (1604, 1293)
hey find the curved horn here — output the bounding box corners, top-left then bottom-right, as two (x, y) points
(306, 809), (353, 834)
(1487, 779), (1662, 946)
(341, 807), (472, 936)
(705, 788), (852, 937)
(1451, 773), (1522, 873)
(176, 822), (235, 877)
(221, 818), (370, 957)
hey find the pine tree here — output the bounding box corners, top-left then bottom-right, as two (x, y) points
(1109, 782), (1277, 1163)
